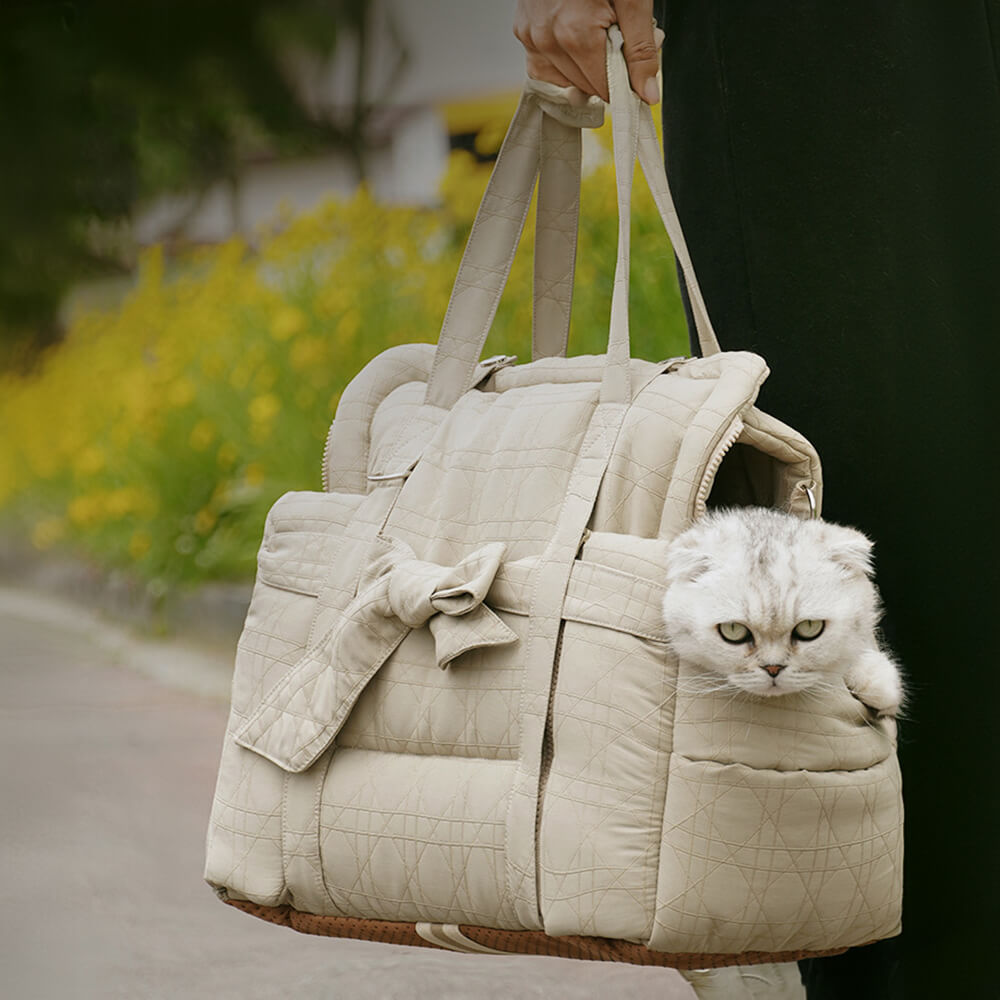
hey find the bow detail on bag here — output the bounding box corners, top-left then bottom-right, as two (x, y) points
(362, 539), (516, 670)
(234, 538), (516, 773)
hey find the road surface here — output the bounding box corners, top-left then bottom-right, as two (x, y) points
(0, 586), (694, 999)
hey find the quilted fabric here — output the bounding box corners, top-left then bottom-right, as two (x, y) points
(204, 31), (902, 964)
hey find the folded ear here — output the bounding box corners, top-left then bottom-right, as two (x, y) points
(666, 532), (713, 586)
(824, 523), (875, 578)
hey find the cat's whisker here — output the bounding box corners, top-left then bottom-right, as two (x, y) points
(672, 674), (736, 696)
(661, 506), (903, 731)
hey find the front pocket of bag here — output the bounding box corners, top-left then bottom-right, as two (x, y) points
(232, 490), (364, 720)
(318, 748), (522, 927)
(537, 532), (677, 942)
(649, 754), (904, 955)
(539, 619), (676, 943)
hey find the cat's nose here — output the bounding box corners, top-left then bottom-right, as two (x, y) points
(762, 664), (786, 678)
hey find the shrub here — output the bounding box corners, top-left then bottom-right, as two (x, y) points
(0, 146), (688, 591)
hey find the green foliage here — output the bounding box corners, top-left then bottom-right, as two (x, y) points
(0, 151), (689, 592)
(0, 0), (369, 349)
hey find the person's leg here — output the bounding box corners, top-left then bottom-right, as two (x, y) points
(681, 963), (805, 1000)
(661, 2), (1000, 995)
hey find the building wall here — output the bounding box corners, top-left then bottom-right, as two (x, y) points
(133, 0), (526, 246)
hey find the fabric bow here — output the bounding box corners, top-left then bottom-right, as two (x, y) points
(358, 538), (516, 669)
(235, 538), (516, 772)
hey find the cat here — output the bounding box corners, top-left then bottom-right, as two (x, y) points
(660, 506), (904, 717)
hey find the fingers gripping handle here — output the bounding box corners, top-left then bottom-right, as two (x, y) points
(424, 28), (721, 412)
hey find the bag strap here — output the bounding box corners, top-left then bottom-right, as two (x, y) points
(634, 95), (718, 358)
(530, 78), (719, 364)
(531, 104), (584, 360)
(424, 28), (721, 411)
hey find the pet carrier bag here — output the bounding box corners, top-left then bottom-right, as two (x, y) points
(205, 28), (902, 969)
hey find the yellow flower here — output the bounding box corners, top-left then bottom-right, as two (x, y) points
(193, 507), (217, 535)
(217, 441), (239, 468)
(337, 309), (361, 342)
(129, 531), (152, 560)
(189, 419), (217, 451)
(74, 446), (106, 479)
(440, 150), (491, 224)
(167, 376), (197, 408)
(315, 284), (352, 318)
(270, 306), (305, 341)
(67, 493), (104, 526)
(290, 336), (325, 371)
(105, 487), (149, 519)
(31, 517), (66, 550)
(248, 393), (280, 423)
(244, 462), (265, 486)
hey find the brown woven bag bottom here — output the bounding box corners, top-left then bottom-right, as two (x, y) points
(223, 897), (852, 970)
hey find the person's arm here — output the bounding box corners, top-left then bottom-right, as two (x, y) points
(513, 0), (663, 104)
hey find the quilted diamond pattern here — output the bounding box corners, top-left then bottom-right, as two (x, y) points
(318, 749), (522, 928)
(336, 619), (526, 759)
(206, 345), (901, 951)
(206, 37), (902, 961)
(541, 621), (675, 939)
(651, 755), (903, 954)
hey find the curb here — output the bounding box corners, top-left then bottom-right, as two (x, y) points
(0, 584), (236, 702)
(0, 537), (251, 646)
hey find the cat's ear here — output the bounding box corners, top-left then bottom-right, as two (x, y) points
(666, 533), (713, 585)
(824, 524), (875, 578)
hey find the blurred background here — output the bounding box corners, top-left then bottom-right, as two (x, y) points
(0, 0), (688, 634)
(0, 5), (695, 996)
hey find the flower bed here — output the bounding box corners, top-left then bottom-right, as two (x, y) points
(0, 150), (687, 591)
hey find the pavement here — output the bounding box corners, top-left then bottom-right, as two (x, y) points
(0, 584), (695, 999)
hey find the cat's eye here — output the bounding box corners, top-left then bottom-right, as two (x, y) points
(793, 619), (826, 641)
(718, 622), (752, 644)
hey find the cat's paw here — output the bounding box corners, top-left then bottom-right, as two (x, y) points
(845, 649), (904, 718)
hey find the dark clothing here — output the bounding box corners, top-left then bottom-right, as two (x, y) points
(658, 2), (1000, 996)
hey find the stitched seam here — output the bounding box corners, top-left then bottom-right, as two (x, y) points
(426, 100), (540, 407)
(316, 749), (346, 912)
(675, 754), (893, 774)
(280, 772), (291, 902)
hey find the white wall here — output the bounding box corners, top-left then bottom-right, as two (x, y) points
(133, 0), (526, 246)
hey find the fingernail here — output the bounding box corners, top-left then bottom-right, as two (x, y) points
(644, 78), (660, 105)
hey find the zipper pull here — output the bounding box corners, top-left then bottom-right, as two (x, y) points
(470, 354), (518, 390)
(479, 354), (518, 373)
(792, 480), (819, 519)
(659, 355), (690, 373)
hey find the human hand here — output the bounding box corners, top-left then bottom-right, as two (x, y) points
(513, 0), (664, 104)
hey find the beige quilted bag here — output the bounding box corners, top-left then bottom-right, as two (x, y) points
(205, 30), (902, 969)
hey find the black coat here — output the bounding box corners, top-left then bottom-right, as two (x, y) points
(657, 2), (1000, 996)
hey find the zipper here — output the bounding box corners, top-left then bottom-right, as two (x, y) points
(694, 416), (744, 518)
(320, 418), (336, 491)
(534, 620), (566, 919)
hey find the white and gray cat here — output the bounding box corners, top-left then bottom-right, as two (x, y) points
(661, 506), (904, 717)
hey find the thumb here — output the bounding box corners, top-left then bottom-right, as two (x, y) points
(613, 0), (662, 104)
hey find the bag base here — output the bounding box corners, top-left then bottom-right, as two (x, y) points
(221, 895), (865, 969)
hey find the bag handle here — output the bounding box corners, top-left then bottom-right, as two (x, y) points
(531, 96), (586, 360)
(424, 28), (720, 410)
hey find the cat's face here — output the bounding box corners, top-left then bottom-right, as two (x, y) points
(661, 508), (880, 698)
